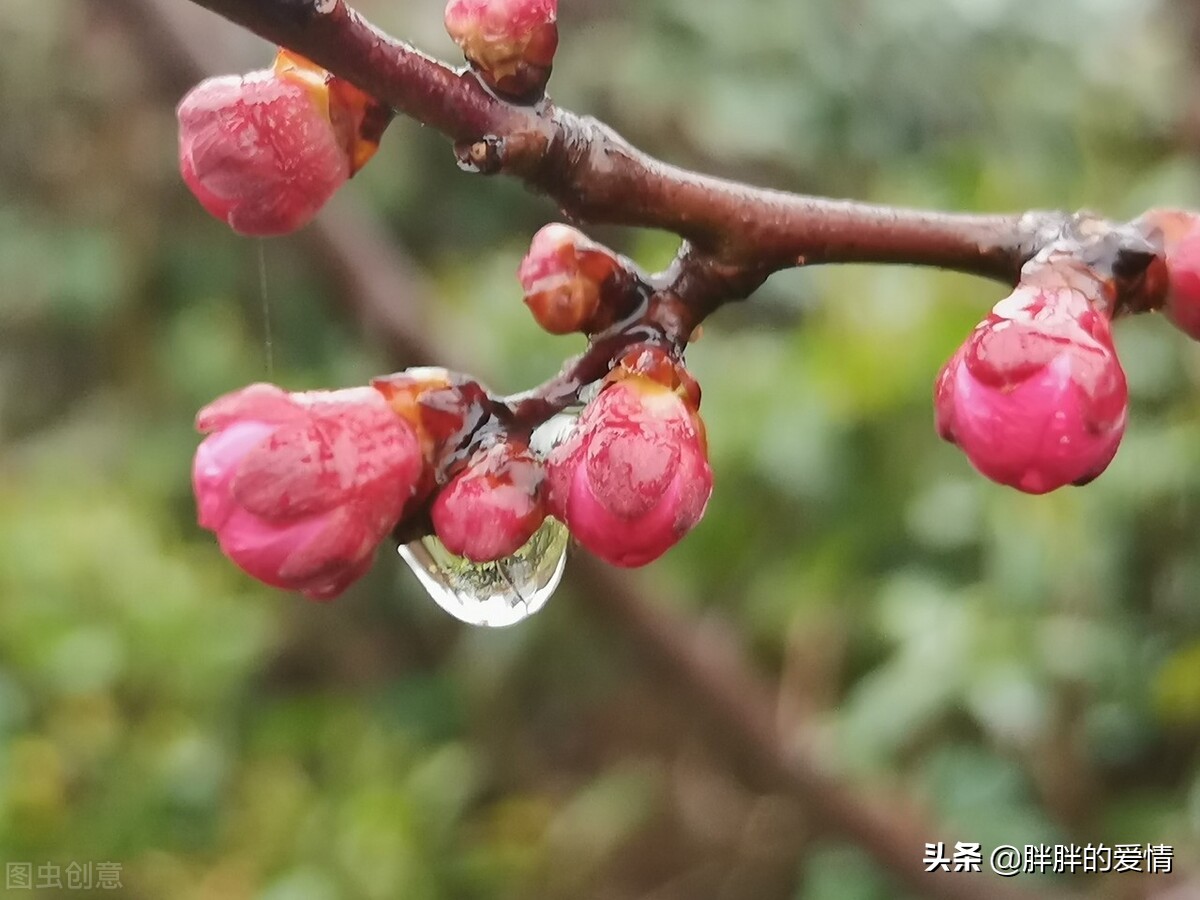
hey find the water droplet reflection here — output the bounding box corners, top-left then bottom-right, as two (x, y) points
(399, 517), (568, 627)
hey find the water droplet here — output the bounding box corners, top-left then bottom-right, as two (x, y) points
(398, 518), (568, 627)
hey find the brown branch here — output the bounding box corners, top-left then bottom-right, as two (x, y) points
(111, 3), (1074, 897)
(180, 0), (1062, 283)
(167, 0), (1172, 452)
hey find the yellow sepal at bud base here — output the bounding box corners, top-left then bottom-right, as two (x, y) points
(273, 48), (391, 175)
(607, 345), (703, 412)
(371, 367), (494, 473)
(371, 368), (455, 461)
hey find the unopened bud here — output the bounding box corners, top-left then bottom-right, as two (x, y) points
(519, 223), (625, 334)
(445, 0), (559, 100)
(547, 370), (712, 567)
(177, 50), (386, 236)
(935, 284), (1128, 494)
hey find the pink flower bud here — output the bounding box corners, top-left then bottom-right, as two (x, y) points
(432, 441), (546, 562)
(193, 383), (425, 599)
(547, 375), (712, 567)
(519, 223), (626, 335)
(1150, 210), (1200, 340)
(177, 51), (387, 236)
(444, 0), (558, 99)
(934, 285), (1128, 494)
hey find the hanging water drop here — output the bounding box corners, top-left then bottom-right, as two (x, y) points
(399, 517), (569, 627)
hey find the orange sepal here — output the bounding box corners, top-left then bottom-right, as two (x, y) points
(273, 48), (392, 175)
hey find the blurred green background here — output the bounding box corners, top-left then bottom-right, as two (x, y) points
(3, 0), (1200, 897)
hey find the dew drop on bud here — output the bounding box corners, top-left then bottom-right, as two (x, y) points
(398, 517), (568, 627)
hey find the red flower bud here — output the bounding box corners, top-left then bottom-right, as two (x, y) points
(1148, 209), (1200, 340)
(432, 441), (546, 562)
(177, 51), (385, 236)
(518, 223), (628, 335)
(193, 383), (425, 599)
(547, 372), (712, 567)
(444, 0), (558, 99)
(935, 284), (1128, 494)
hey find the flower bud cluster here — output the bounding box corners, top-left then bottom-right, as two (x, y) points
(193, 345), (713, 597)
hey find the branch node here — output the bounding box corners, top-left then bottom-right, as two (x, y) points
(454, 136), (504, 174)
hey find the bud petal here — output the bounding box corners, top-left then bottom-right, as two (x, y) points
(548, 374), (712, 567)
(432, 441), (546, 562)
(193, 384), (425, 598)
(934, 285), (1128, 494)
(444, 0), (558, 99)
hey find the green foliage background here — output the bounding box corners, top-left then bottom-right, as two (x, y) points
(2, 0), (1200, 897)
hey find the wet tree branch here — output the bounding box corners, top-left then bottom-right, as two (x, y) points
(180, 0), (1065, 284)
